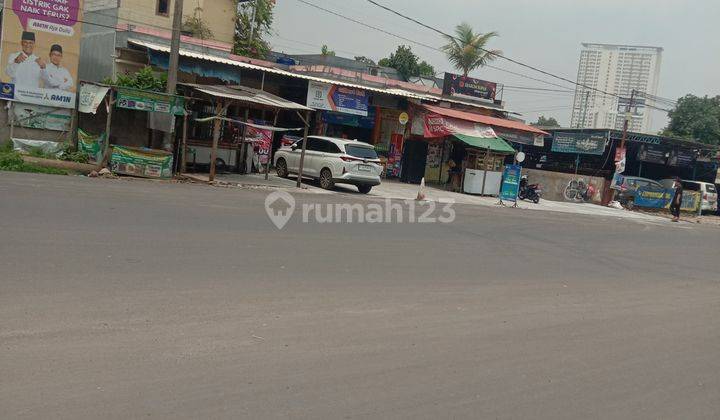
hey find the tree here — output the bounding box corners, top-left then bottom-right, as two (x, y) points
(378, 45), (435, 81)
(531, 115), (560, 127)
(234, 0), (275, 59)
(321, 45), (336, 57)
(442, 23), (501, 77)
(663, 94), (720, 145)
(104, 67), (167, 92)
(354, 56), (376, 66)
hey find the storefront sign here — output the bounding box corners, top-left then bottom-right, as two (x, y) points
(423, 113), (497, 139)
(398, 112), (409, 125)
(634, 187), (673, 208)
(110, 145), (173, 179)
(78, 82), (109, 114)
(533, 135), (545, 147)
(500, 164), (522, 202)
(636, 144), (667, 164)
(494, 127), (535, 145)
(442, 72), (497, 101)
(551, 132), (606, 155)
(116, 87), (185, 115)
(306, 81), (369, 116)
(0, 0), (83, 108)
(668, 148), (695, 167)
(321, 108), (375, 129)
(12, 103), (71, 131)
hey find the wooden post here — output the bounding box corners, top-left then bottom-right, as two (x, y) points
(481, 147), (490, 195)
(8, 101), (15, 141)
(296, 110), (311, 188)
(265, 110), (279, 180)
(238, 108), (250, 174)
(180, 109), (189, 174)
(101, 93), (114, 167)
(209, 101), (223, 182)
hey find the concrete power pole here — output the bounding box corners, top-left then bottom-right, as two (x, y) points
(164, 0), (184, 150)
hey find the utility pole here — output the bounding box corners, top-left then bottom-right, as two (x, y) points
(248, 0), (258, 47)
(163, 0), (184, 151)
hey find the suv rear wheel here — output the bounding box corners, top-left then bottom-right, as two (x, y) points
(358, 185), (372, 194)
(276, 158), (288, 178)
(319, 168), (334, 190)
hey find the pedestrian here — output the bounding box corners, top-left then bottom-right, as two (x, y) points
(670, 177), (683, 222)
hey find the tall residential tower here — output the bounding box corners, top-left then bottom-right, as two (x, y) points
(570, 43), (663, 133)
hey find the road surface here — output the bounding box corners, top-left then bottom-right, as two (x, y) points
(1, 172), (719, 419)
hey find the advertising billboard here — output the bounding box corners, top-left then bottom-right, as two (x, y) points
(306, 81), (369, 116)
(551, 132), (606, 155)
(442, 72), (497, 102)
(0, 0), (83, 108)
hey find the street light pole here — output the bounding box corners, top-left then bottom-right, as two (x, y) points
(163, 0), (184, 150)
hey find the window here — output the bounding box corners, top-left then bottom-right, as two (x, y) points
(157, 0), (170, 16)
(345, 144), (378, 159)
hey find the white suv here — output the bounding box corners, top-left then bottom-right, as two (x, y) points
(274, 136), (382, 193)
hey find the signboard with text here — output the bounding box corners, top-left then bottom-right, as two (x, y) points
(551, 132), (606, 155)
(306, 81), (369, 116)
(636, 144), (667, 165)
(442, 72), (497, 102)
(116, 87), (184, 115)
(0, 0), (83, 108)
(500, 164), (522, 202)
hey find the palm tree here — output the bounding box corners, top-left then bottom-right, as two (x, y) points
(442, 23), (501, 77)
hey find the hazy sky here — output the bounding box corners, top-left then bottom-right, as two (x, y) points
(269, 0), (720, 131)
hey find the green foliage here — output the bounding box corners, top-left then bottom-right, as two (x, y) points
(663, 95), (720, 145)
(104, 66), (168, 92)
(58, 143), (90, 164)
(354, 56), (376, 66)
(531, 115), (560, 127)
(378, 45), (435, 81)
(321, 44), (336, 56)
(0, 145), (68, 175)
(234, 0), (275, 59)
(442, 23), (501, 76)
(183, 8), (214, 39)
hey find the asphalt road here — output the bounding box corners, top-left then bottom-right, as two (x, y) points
(1, 172), (719, 420)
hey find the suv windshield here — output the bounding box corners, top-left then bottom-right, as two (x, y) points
(345, 144), (378, 159)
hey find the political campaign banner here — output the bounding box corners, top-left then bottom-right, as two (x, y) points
(306, 81), (369, 116)
(0, 0), (83, 108)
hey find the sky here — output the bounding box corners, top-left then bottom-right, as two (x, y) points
(268, 0), (720, 132)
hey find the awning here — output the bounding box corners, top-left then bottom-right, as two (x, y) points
(454, 134), (516, 154)
(181, 83), (312, 111)
(421, 104), (548, 137)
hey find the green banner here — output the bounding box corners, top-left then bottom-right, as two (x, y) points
(116, 87), (185, 115)
(77, 129), (106, 163)
(110, 145), (173, 179)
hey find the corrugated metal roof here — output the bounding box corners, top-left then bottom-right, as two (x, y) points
(182, 83), (313, 111)
(127, 39), (511, 114)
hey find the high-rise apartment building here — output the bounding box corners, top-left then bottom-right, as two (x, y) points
(570, 43), (663, 133)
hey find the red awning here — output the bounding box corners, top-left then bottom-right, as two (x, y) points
(420, 104), (549, 136)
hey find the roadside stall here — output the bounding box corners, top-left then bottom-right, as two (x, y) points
(408, 104), (516, 195)
(179, 84), (313, 182)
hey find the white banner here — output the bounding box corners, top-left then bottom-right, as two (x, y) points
(78, 83), (109, 114)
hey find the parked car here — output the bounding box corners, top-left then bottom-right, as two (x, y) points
(274, 136), (382, 193)
(617, 176), (665, 209)
(660, 179), (718, 213)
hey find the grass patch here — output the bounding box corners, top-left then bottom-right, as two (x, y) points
(0, 141), (70, 175)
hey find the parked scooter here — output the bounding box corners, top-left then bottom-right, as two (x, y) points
(518, 175), (542, 204)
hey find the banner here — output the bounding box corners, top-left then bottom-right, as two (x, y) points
(423, 113), (498, 139)
(551, 132), (606, 155)
(306, 81), (369, 116)
(442, 72), (497, 102)
(246, 120), (273, 165)
(636, 144), (667, 164)
(116, 87), (185, 115)
(77, 128), (105, 163)
(0, 0), (83, 108)
(12, 103), (71, 131)
(78, 82), (109, 114)
(110, 145), (173, 179)
(668, 148), (695, 167)
(634, 187), (701, 212)
(500, 164), (522, 202)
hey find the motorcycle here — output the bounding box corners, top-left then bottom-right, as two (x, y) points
(518, 175), (542, 204)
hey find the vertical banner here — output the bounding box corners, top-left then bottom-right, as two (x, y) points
(500, 164), (522, 202)
(0, 0), (83, 108)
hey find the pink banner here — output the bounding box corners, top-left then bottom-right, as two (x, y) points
(423, 113), (498, 139)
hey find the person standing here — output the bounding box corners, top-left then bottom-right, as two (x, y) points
(5, 31), (43, 89)
(40, 44), (74, 91)
(670, 177), (683, 222)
